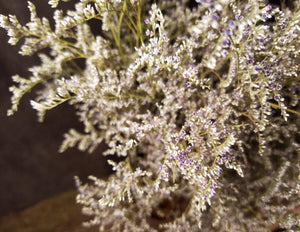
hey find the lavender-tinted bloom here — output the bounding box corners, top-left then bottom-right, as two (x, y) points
(222, 40), (229, 46)
(1, 1), (299, 231)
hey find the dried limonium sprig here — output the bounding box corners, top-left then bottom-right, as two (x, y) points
(1, 0), (300, 231)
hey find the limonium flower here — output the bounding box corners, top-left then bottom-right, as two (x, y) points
(1, 0), (299, 231)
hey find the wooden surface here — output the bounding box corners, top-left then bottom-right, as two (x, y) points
(0, 190), (99, 232)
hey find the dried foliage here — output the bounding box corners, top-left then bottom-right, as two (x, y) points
(1, 0), (300, 231)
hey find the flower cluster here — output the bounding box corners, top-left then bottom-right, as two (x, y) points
(1, 0), (300, 231)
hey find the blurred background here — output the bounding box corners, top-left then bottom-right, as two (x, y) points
(0, 0), (112, 217)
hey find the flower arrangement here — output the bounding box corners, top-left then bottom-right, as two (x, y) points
(1, 0), (300, 231)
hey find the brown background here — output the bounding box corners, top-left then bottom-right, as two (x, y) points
(0, 0), (112, 217)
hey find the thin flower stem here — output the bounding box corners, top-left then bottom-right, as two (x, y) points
(268, 102), (300, 116)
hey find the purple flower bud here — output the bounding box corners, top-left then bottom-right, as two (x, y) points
(276, 84), (282, 90)
(266, 4), (272, 11)
(222, 40), (229, 46)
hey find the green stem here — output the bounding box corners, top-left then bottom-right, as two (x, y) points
(136, 0), (144, 45)
(268, 102), (300, 116)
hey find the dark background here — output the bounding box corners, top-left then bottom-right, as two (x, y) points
(0, 0), (111, 217)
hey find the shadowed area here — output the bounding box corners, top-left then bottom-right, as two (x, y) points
(0, 190), (100, 232)
(0, 0), (112, 218)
